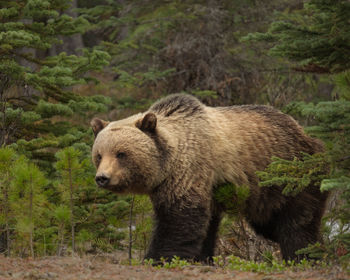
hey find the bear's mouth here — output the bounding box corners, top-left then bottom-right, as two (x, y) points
(99, 181), (149, 195)
(101, 184), (128, 193)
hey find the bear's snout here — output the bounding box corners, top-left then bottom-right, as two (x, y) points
(95, 174), (110, 187)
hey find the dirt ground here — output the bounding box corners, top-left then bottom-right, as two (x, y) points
(0, 256), (348, 280)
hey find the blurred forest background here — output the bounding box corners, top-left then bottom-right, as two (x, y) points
(0, 0), (349, 267)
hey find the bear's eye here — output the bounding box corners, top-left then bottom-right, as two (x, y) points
(116, 152), (126, 159)
(96, 154), (102, 162)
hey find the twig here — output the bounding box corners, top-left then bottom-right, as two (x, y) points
(128, 195), (135, 265)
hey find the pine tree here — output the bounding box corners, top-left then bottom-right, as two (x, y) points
(131, 195), (153, 260)
(11, 158), (47, 257)
(0, 0), (111, 171)
(244, 0), (350, 74)
(54, 147), (88, 254)
(0, 1), (114, 254)
(0, 147), (17, 255)
(53, 204), (70, 256)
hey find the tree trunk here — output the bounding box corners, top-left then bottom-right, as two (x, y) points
(29, 173), (34, 258)
(57, 224), (65, 257)
(128, 195), (135, 264)
(43, 233), (46, 257)
(3, 179), (11, 256)
(68, 157), (75, 255)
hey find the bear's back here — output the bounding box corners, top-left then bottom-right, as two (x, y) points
(208, 104), (322, 186)
(216, 104), (323, 155)
(146, 94), (323, 188)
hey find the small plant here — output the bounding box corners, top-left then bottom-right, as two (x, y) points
(159, 256), (191, 269)
(130, 258), (142, 266)
(213, 255), (225, 267)
(261, 250), (274, 265)
(293, 258), (313, 270)
(143, 258), (154, 266)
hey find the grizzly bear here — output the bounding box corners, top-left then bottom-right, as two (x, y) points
(91, 94), (328, 262)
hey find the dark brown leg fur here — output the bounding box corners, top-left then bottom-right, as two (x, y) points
(145, 196), (211, 262)
(277, 190), (328, 260)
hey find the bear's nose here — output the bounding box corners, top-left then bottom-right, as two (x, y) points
(95, 174), (110, 187)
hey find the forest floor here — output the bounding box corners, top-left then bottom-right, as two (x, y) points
(0, 255), (349, 280)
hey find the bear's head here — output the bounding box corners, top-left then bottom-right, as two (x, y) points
(91, 113), (165, 194)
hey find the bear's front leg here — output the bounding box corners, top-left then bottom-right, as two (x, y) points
(145, 198), (211, 262)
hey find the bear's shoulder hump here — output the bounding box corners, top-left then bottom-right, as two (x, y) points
(150, 94), (205, 118)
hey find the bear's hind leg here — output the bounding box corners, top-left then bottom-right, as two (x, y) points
(277, 222), (320, 261)
(252, 212), (319, 261)
(277, 189), (328, 261)
(277, 201), (325, 260)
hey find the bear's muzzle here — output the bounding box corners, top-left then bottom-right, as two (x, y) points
(95, 174), (110, 187)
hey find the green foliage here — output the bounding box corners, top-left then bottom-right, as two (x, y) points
(54, 205), (71, 225)
(35, 100), (74, 118)
(321, 177), (350, 192)
(145, 254), (324, 272)
(11, 158), (48, 257)
(80, 0), (303, 107)
(0, 0), (111, 172)
(0, 147), (18, 255)
(54, 147), (91, 191)
(54, 146), (90, 253)
(333, 70), (350, 100)
(81, 0), (187, 94)
(0, 145), (134, 256)
(132, 195), (153, 255)
(11, 158), (48, 212)
(0, 146), (17, 173)
(284, 100), (350, 141)
(243, 0), (350, 73)
(214, 183), (250, 215)
(0, 147), (49, 256)
(157, 256), (191, 269)
(257, 153), (329, 196)
(191, 90), (218, 99)
(297, 241), (350, 271)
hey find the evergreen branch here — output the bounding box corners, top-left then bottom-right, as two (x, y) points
(336, 156), (350, 162)
(6, 97), (37, 106)
(10, 50), (47, 66)
(292, 64), (331, 74)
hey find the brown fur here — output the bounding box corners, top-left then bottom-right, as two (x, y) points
(91, 94), (328, 262)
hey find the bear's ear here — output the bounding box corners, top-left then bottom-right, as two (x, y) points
(91, 118), (109, 137)
(135, 113), (157, 133)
